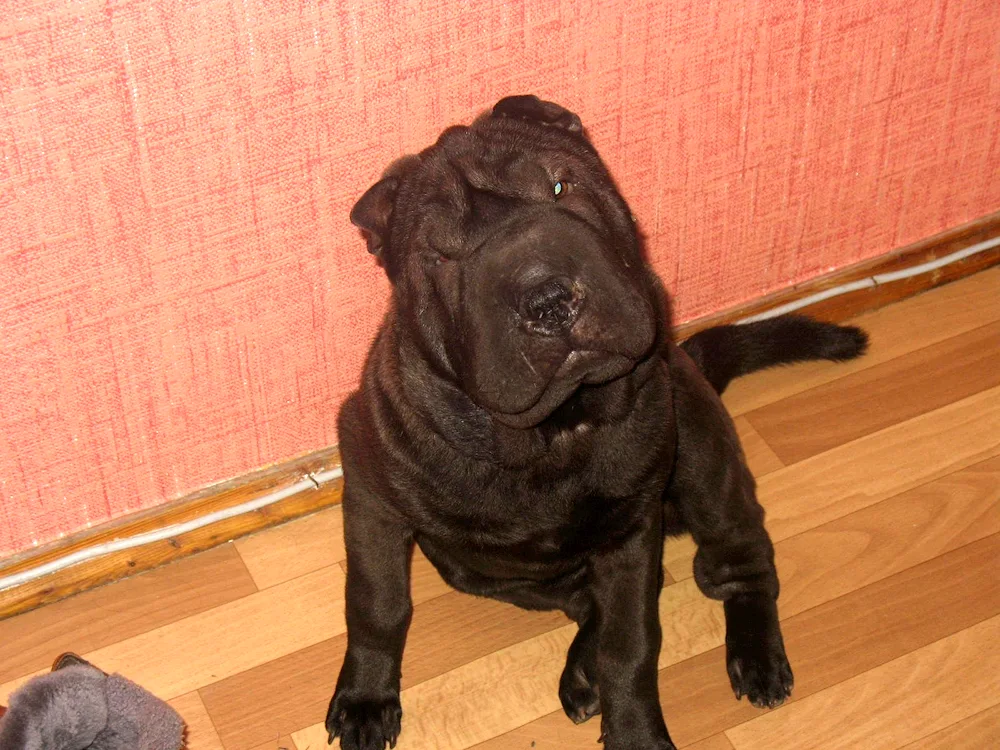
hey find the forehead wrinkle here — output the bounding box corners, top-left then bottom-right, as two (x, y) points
(400, 161), (470, 254)
(455, 148), (550, 202)
(413, 153), (469, 211)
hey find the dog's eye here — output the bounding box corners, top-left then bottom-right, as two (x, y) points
(553, 180), (571, 198)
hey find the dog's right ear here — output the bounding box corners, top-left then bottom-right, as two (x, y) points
(492, 95), (583, 134)
(350, 176), (400, 257)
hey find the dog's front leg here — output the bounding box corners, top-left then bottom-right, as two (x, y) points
(589, 509), (677, 750)
(666, 345), (794, 710)
(327, 488), (413, 750)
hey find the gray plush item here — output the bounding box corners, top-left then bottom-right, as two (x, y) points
(0, 665), (107, 750)
(0, 660), (184, 750)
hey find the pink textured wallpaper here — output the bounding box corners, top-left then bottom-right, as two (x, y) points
(1, 0), (998, 558)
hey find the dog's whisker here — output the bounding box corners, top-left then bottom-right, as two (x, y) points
(519, 348), (539, 377)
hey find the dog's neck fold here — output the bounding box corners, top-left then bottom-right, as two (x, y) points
(389, 319), (661, 468)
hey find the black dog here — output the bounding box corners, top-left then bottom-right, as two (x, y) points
(326, 95), (867, 750)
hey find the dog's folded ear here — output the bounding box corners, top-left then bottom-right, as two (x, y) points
(350, 176), (399, 257)
(492, 95), (583, 134)
(52, 652), (101, 673)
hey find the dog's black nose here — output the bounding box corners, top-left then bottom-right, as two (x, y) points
(519, 277), (581, 335)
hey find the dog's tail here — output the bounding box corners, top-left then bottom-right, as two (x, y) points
(680, 314), (869, 395)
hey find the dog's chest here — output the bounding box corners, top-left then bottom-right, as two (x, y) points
(413, 430), (672, 565)
(413, 468), (668, 589)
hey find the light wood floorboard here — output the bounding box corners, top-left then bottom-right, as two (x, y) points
(896, 704), (1000, 750)
(170, 691), (225, 750)
(0, 544), (257, 686)
(666, 453), (1000, 587)
(683, 736), (737, 750)
(235, 507), (345, 590)
(251, 737), (296, 750)
(1, 565), (345, 704)
(732, 416), (785, 476)
(745, 321), (1000, 464)
(724, 615), (1000, 750)
(756, 384), (1000, 543)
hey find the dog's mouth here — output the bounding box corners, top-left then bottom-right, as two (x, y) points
(488, 350), (639, 429)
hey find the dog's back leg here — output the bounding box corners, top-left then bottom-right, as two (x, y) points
(474, 570), (602, 726)
(503, 579), (602, 727)
(663, 343), (794, 709)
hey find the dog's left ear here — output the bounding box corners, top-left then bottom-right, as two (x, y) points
(492, 95), (583, 134)
(350, 176), (399, 257)
(52, 653), (95, 672)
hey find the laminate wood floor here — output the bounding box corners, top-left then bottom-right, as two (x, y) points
(3, 268), (999, 750)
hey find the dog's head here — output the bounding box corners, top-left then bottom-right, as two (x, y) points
(352, 95), (660, 428)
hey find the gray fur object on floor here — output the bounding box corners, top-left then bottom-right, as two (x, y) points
(0, 656), (185, 750)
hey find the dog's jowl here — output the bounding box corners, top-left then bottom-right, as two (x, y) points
(326, 95), (868, 750)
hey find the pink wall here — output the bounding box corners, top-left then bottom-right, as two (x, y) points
(1, 0), (998, 558)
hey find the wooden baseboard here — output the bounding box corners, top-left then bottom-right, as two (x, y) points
(0, 447), (342, 620)
(1, 210), (997, 621)
(674, 209), (1000, 338)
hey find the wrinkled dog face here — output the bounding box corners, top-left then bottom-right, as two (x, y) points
(352, 96), (659, 428)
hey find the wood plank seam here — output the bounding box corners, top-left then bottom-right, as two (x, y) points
(743, 320), (1000, 465)
(716, 564), (1000, 747)
(895, 703), (1000, 750)
(667, 450), (1000, 593)
(722, 614), (1000, 749)
(195, 690), (226, 749)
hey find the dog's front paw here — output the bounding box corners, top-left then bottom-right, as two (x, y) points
(726, 637), (794, 709)
(326, 692), (402, 750)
